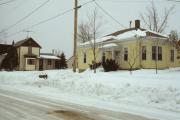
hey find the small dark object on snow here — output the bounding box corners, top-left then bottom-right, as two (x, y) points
(39, 74), (48, 79)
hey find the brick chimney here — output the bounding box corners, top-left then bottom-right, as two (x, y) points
(135, 20), (140, 29)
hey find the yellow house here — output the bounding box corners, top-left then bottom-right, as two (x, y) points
(78, 20), (180, 71)
(15, 37), (41, 71)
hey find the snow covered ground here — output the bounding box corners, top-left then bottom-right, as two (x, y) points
(0, 68), (180, 120)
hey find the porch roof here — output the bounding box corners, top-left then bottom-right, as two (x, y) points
(102, 43), (118, 48)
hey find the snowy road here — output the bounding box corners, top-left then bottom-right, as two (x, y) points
(0, 89), (158, 120)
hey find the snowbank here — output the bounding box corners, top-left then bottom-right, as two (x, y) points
(0, 68), (180, 119)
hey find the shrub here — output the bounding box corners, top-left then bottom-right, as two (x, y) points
(89, 62), (101, 70)
(102, 59), (119, 72)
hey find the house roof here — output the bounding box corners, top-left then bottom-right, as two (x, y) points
(107, 27), (167, 38)
(15, 37), (41, 48)
(79, 27), (168, 47)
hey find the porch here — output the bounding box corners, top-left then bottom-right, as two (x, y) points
(100, 43), (122, 65)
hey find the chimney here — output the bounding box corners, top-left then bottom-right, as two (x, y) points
(129, 21), (132, 28)
(12, 40), (15, 46)
(135, 20), (140, 29)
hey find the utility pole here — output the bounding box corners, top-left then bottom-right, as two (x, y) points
(73, 0), (78, 72)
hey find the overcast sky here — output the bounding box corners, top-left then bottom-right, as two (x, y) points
(0, 0), (179, 58)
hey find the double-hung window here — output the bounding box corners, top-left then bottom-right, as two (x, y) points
(83, 52), (87, 63)
(142, 46), (146, 60)
(152, 46), (162, 61)
(124, 48), (128, 61)
(170, 50), (174, 62)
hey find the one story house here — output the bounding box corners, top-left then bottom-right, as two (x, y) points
(78, 20), (180, 71)
(39, 53), (60, 70)
(0, 44), (12, 68)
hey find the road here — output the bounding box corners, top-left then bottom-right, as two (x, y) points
(0, 89), (158, 120)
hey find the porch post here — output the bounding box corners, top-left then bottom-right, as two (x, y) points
(112, 49), (115, 59)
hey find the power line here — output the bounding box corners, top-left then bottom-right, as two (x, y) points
(0, 0), (50, 34)
(167, 0), (180, 2)
(6, 0), (95, 38)
(96, 0), (166, 3)
(94, 0), (127, 29)
(94, 0), (146, 37)
(0, 0), (18, 6)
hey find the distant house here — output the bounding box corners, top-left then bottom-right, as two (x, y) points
(0, 37), (61, 71)
(14, 37), (41, 71)
(78, 20), (180, 71)
(0, 44), (12, 68)
(39, 53), (60, 70)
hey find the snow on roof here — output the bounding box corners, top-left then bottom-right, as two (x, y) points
(146, 29), (168, 38)
(115, 29), (146, 40)
(80, 36), (116, 46)
(102, 43), (118, 48)
(40, 54), (60, 60)
(79, 29), (168, 47)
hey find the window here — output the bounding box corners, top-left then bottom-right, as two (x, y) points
(83, 52), (86, 63)
(170, 50), (174, 62)
(124, 48), (128, 61)
(28, 47), (32, 55)
(152, 46), (162, 61)
(48, 60), (52, 65)
(27, 59), (35, 65)
(142, 46), (146, 60)
(102, 52), (106, 63)
(152, 46), (156, 60)
(158, 47), (162, 60)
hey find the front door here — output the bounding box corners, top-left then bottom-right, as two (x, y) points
(115, 51), (121, 65)
(39, 59), (43, 71)
(55, 60), (59, 69)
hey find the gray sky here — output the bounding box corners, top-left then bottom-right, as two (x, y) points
(0, 0), (179, 58)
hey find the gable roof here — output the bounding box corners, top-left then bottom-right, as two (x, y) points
(15, 37), (41, 48)
(107, 27), (168, 38)
(80, 27), (168, 47)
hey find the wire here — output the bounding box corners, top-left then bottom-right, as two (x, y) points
(94, 0), (127, 29)
(94, 0), (146, 37)
(0, 0), (18, 6)
(0, 0), (50, 34)
(6, 0), (95, 38)
(167, 0), (180, 2)
(96, 0), (166, 3)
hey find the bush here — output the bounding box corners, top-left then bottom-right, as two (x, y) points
(89, 62), (101, 70)
(102, 59), (119, 72)
(59, 52), (67, 69)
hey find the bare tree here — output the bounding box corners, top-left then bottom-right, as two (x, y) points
(140, 1), (175, 33)
(169, 30), (179, 41)
(78, 8), (102, 73)
(127, 48), (139, 75)
(78, 22), (93, 43)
